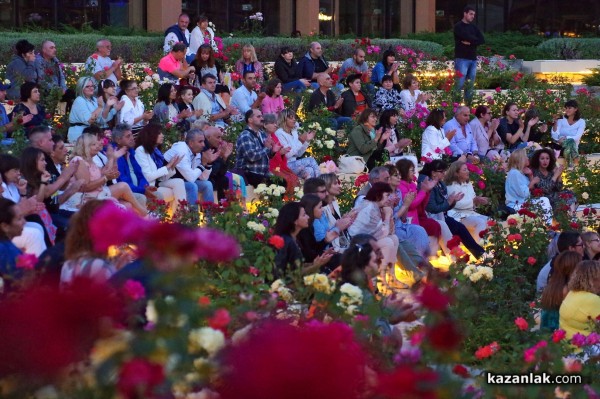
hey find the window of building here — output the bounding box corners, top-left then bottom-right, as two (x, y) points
(182, 0), (279, 36)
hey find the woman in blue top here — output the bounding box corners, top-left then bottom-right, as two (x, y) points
(0, 197), (26, 283)
(297, 194), (342, 275)
(505, 149), (552, 223)
(371, 49), (400, 87)
(68, 76), (107, 143)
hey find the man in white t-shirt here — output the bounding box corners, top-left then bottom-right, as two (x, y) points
(85, 39), (123, 84)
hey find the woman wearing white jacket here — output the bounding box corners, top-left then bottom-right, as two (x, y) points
(420, 108), (456, 160)
(134, 124), (186, 214)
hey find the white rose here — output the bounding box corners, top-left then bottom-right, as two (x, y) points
(462, 265), (476, 277)
(268, 208), (279, 218)
(582, 192), (589, 200)
(270, 279), (285, 292)
(144, 75), (152, 82)
(345, 304), (358, 316)
(325, 140), (335, 149)
(152, 73), (160, 81)
(469, 271), (483, 283)
(479, 266), (494, 280)
(188, 327), (225, 356)
(304, 273), (334, 294)
(325, 128), (336, 136)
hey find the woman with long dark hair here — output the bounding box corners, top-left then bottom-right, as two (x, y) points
(530, 148), (576, 213)
(134, 124), (185, 214)
(297, 194), (342, 274)
(540, 251), (582, 331)
(19, 147), (57, 244)
(378, 108), (414, 162)
(551, 99), (585, 166)
(0, 155), (47, 255)
(371, 49), (400, 86)
(273, 201), (333, 276)
(421, 108), (455, 160)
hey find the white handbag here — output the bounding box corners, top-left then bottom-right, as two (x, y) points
(337, 155), (368, 175)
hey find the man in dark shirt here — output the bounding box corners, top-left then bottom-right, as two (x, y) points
(307, 74), (351, 130)
(454, 6), (485, 104)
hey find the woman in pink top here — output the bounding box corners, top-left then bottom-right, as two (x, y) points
(261, 79), (285, 116)
(396, 159), (440, 238)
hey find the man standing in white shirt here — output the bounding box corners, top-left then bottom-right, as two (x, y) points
(164, 129), (219, 206)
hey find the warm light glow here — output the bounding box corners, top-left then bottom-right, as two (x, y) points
(318, 12), (332, 21)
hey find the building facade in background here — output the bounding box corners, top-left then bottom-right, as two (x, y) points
(0, 0), (598, 37)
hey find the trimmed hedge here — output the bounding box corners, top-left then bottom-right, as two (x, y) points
(537, 38), (600, 60)
(0, 32), (444, 64)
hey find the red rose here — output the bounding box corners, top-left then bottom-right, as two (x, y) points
(249, 266), (259, 276)
(103, 66), (110, 71)
(495, 87), (502, 93)
(198, 296), (211, 306)
(426, 319), (462, 351)
(208, 308), (231, 330)
(91, 53), (98, 60)
(416, 284), (450, 312)
(507, 218), (517, 226)
(117, 358), (165, 399)
(570, 222), (579, 229)
(447, 235), (462, 250)
(45, 113), (52, 120)
(452, 364), (470, 378)
(527, 257), (536, 265)
(268, 235), (284, 249)
(6, 100), (14, 106)
(514, 317), (528, 331)
(475, 341), (499, 359)
(552, 329), (566, 343)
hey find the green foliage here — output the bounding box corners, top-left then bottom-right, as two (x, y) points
(537, 38), (600, 59)
(582, 66), (600, 86)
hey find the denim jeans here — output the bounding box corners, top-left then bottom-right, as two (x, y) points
(282, 80), (307, 94)
(454, 58), (478, 103)
(184, 180), (214, 206)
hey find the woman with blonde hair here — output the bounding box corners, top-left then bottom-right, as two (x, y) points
(559, 260), (600, 340)
(275, 108), (320, 179)
(505, 148), (552, 223)
(234, 44), (264, 84)
(444, 160), (490, 242)
(61, 133), (147, 216)
(540, 251), (582, 331)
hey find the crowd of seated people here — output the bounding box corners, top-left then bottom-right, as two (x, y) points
(0, 31), (595, 305)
